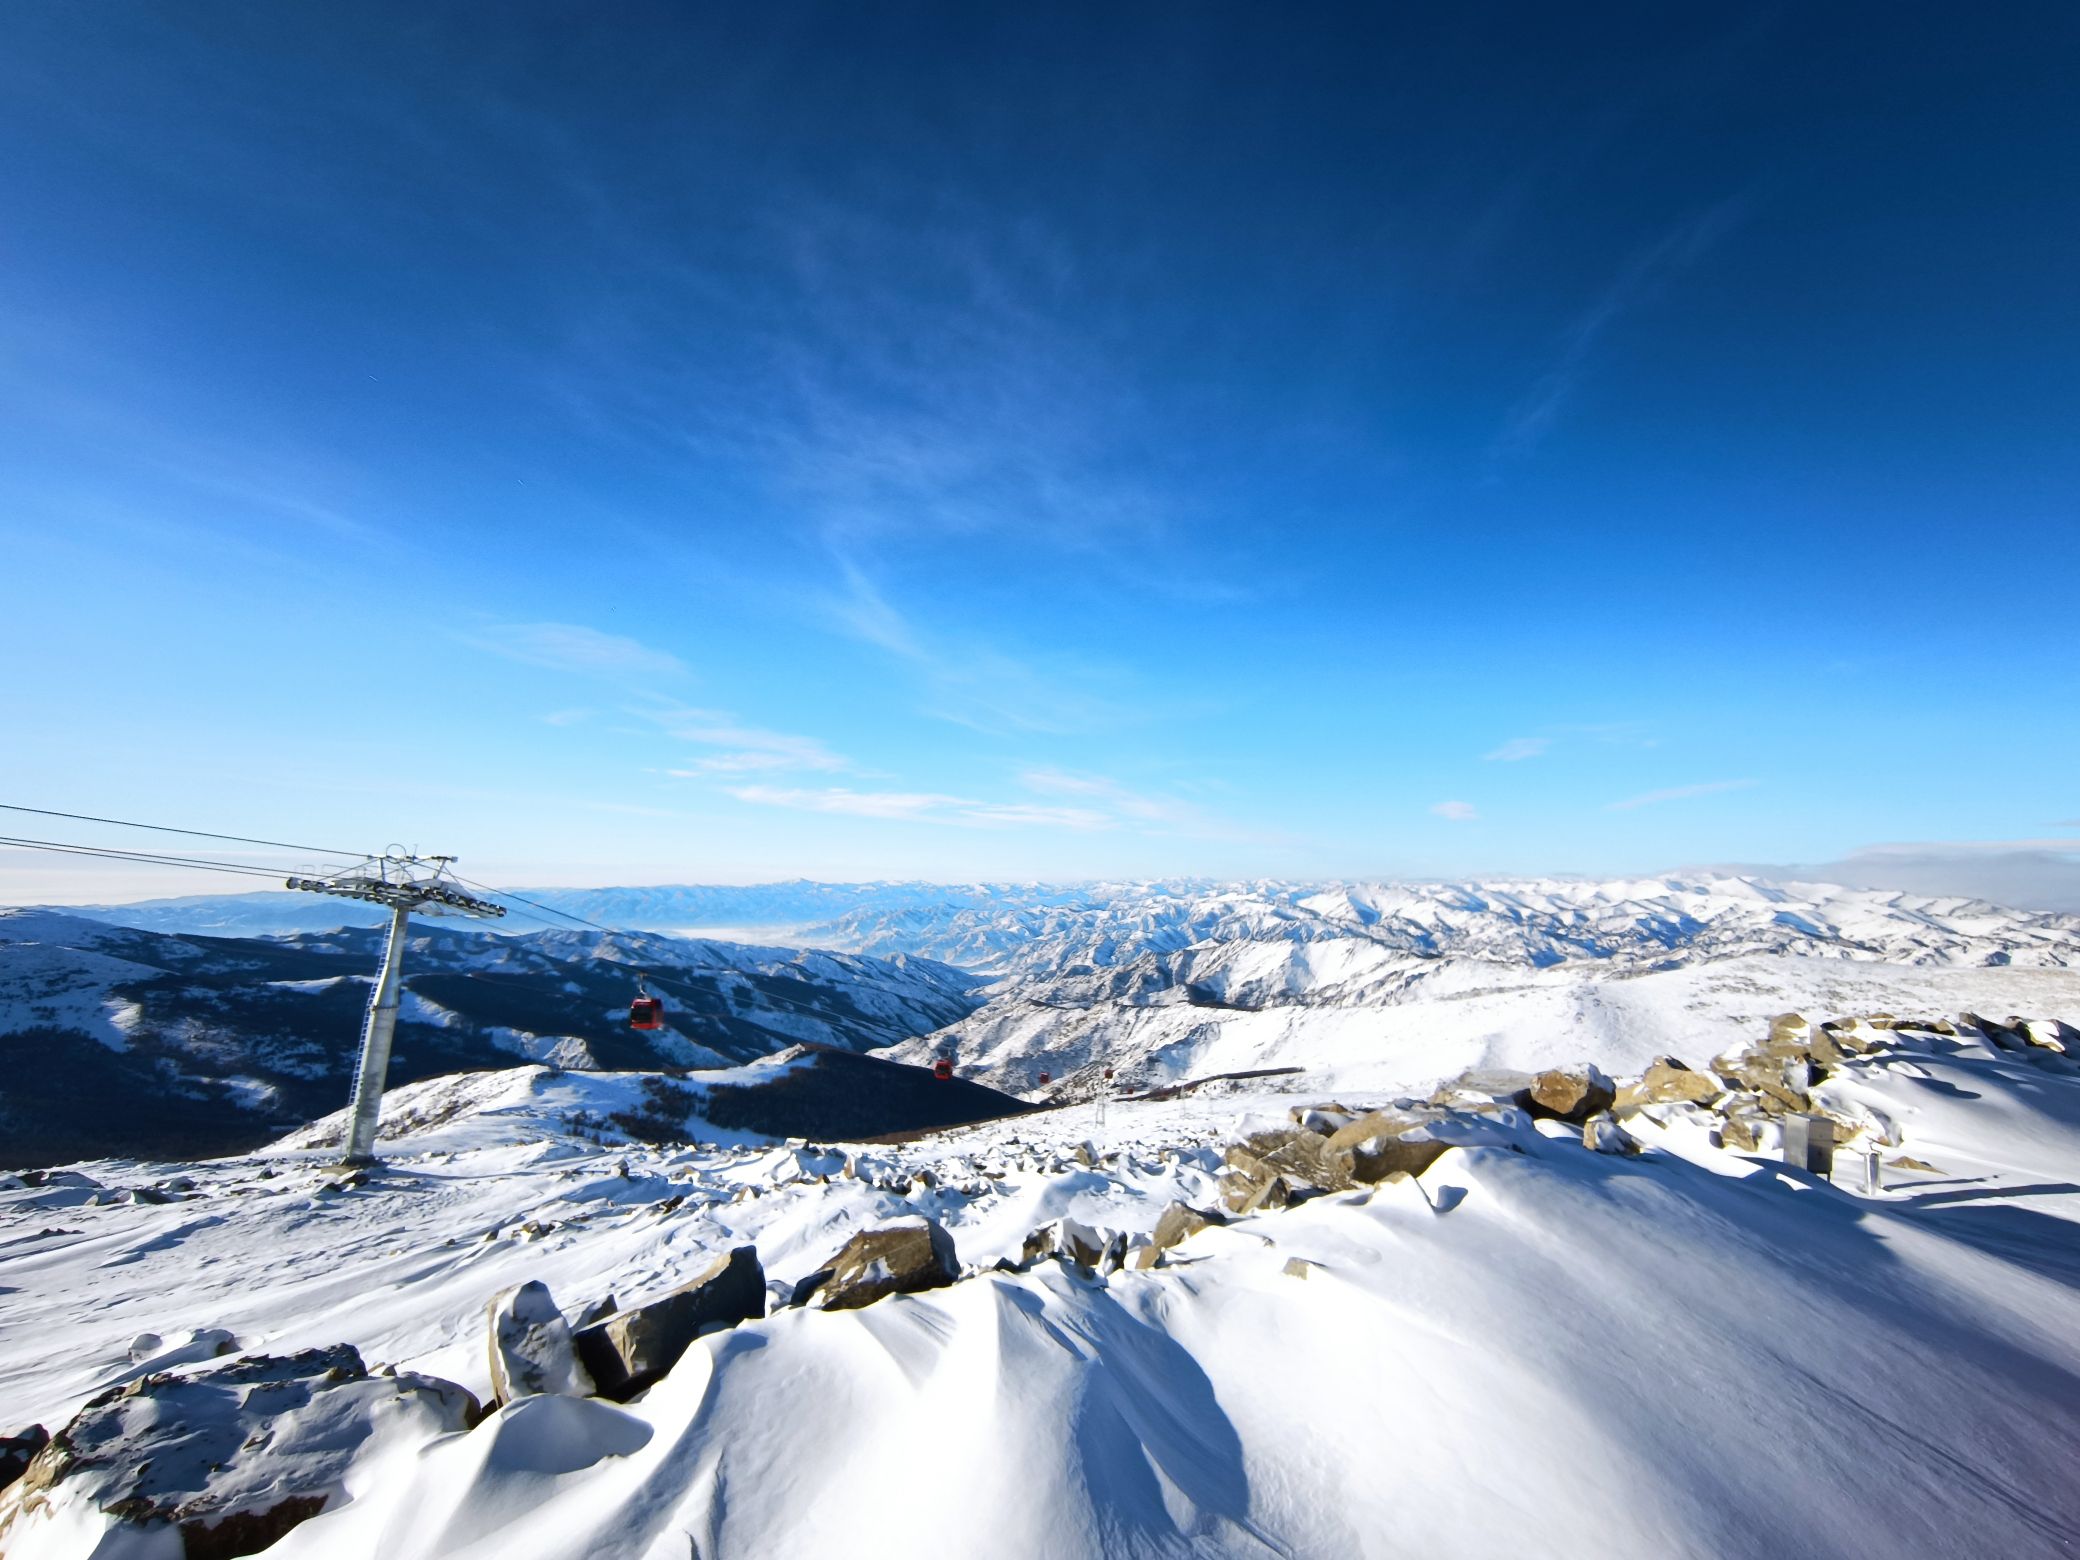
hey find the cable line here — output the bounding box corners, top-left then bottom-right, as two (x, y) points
(0, 801), (359, 858)
(0, 834), (318, 882)
(454, 876), (624, 938)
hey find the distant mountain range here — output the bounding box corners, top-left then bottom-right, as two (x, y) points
(0, 910), (979, 1166)
(8, 873), (2075, 1165)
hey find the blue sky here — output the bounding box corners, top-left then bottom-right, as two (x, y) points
(2, 3), (2075, 898)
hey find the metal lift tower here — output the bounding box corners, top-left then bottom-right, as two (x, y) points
(287, 853), (506, 1165)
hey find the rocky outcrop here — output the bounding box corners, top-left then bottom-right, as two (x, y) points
(1024, 1217), (1128, 1273)
(0, 1346), (475, 1559)
(1582, 1114), (1643, 1156)
(0, 1425), (45, 1489)
(798, 1220), (959, 1312)
(574, 1247), (764, 1401)
(1525, 1066), (1616, 1123)
(1219, 1115), (1450, 1213)
(1129, 1202), (1226, 1269)
(1219, 1143), (1299, 1214)
(487, 1280), (588, 1403)
(1616, 1057), (1722, 1111)
(1326, 1112), (1450, 1181)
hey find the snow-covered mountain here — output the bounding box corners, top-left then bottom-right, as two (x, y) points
(53, 880), (1100, 939)
(857, 876), (2080, 1094)
(811, 875), (2080, 975)
(0, 910), (981, 1166)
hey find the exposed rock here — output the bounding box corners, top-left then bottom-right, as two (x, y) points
(1962, 1011), (2029, 1051)
(1131, 1206), (1223, 1272)
(0, 1346), (474, 1559)
(1325, 1113), (1451, 1181)
(1620, 1057), (1722, 1109)
(1717, 1114), (1761, 1153)
(571, 1294), (618, 1329)
(2023, 1018), (2073, 1053)
(1427, 1068), (1534, 1109)
(1219, 1153), (1293, 1216)
(1886, 1154), (1940, 1172)
(1768, 1011), (1817, 1049)
(1150, 1201), (1225, 1254)
(803, 1220), (959, 1312)
(487, 1280), (588, 1403)
(1242, 1129), (1358, 1192)
(1582, 1114), (1643, 1156)
(1525, 1066), (1616, 1123)
(1290, 1104), (1359, 1135)
(1028, 1217), (1127, 1274)
(0, 1425), (46, 1488)
(1281, 1258), (1319, 1279)
(573, 1247), (764, 1400)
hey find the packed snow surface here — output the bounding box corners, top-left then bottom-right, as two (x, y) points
(5, 1020), (2080, 1557)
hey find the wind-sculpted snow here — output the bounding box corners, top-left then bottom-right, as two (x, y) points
(3, 1026), (2078, 1557)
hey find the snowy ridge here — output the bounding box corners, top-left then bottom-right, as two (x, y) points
(0, 911), (982, 1166)
(811, 874), (2080, 975)
(2, 1018), (2078, 1557)
(865, 877), (2080, 1096)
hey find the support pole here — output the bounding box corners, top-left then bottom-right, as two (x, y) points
(342, 904), (412, 1165)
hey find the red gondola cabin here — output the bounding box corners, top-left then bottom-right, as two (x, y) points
(629, 995), (664, 1031)
(932, 1058), (954, 1080)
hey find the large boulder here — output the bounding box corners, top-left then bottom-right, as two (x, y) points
(1617, 1057), (1723, 1111)
(1325, 1113), (1450, 1181)
(1525, 1066), (1616, 1123)
(1250, 1129), (1358, 1191)
(1218, 1146), (1295, 1215)
(1130, 1202), (1226, 1269)
(574, 1246), (764, 1401)
(0, 1346), (474, 1559)
(802, 1220), (959, 1312)
(487, 1280), (588, 1404)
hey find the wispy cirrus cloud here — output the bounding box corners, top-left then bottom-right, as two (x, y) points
(818, 563), (1139, 738)
(725, 784), (1110, 831)
(1494, 197), (1749, 460)
(1484, 737), (1551, 762)
(1431, 800), (1479, 822)
(1020, 767), (1261, 841)
(461, 621), (686, 679)
(1607, 778), (1757, 812)
(719, 765), (1259, 838)
(640, 704), (849, 775)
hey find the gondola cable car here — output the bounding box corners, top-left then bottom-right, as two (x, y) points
(629, 972), (664, 1031)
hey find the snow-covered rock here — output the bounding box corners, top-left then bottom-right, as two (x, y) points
(0, 1344), (475, 1558)
(486, 1280), (588, 1403)
(571, 1247), (763, 1401)
(800, 1218), (959, 1311)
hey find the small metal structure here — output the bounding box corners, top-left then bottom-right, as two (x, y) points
(1782, 1113), (1836, 1177)
(629, 974), (664, 1031)
(288, 852), (505, 1165)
